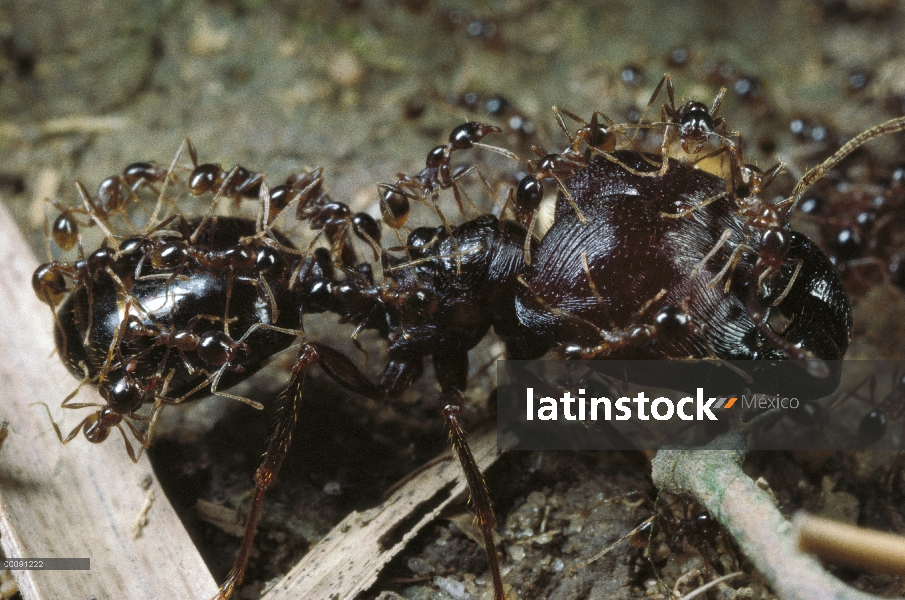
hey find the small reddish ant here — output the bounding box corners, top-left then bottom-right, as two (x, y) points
(572, 490), (737, 589)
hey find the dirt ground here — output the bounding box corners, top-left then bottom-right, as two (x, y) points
(3, 0), (905, 598)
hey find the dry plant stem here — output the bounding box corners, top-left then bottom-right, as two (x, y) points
(0, 204), (217, 600)
(795, 513), (905, 576)
(651, 434), (901, 600)
(261, 429), (508, 600)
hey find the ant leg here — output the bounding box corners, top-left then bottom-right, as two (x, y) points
(441, 396), (505, 600)
(145, 138), (187, 231)
(35, 403), (90, 444)
(634, 73), (670, 136)
(425, 191), (465, 274)
(661, 191), (729, 219)
(213, 344), (312, 600)
(709, 87), (727, 119)
(552, 174), (587, 225)
(60, 362), (97, 406)
(307, 342), (383, 399)
(569, 515), (658, 572)
(744, 286), (829, 378)
(447, 166), (479, 217)
(581, 251), (615, 329)
(767, 258), (803, 304)
(74, 181), (120, 252)
(190, 166), (243, 244)
(689, 229), (733, 280)
(114, 422), (140, 463)
(705, 241), (752, 291)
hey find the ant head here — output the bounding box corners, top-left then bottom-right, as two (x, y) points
(448, 122), (501, 150)
(677, 101), (715, 153)
(736, 163), (783, 199)
(81, 407), (122, 444)
(99, 369), (148, 415)
(677, 101), (713, 128)
(197, 330), (249, 368)
(32, 262), (69, 306)
(578, 115), (609, 148)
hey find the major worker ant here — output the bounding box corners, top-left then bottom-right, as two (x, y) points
(32, 77), (905, 598)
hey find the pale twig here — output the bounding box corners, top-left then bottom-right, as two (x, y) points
(652, 434), (902, 600)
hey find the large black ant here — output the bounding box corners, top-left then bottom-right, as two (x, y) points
(33, 78), (905, 598)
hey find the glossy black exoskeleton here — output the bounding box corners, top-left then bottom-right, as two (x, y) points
(53, 218), (299, 410)
(512, 152), (851, 396)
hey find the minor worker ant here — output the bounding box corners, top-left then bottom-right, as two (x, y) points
(647, 72), (731, 154)
(186, 141), (263, 201)
(571, 490), (738, 593)
(828, 366), (905, 447)
(33, 77), (905, 599)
